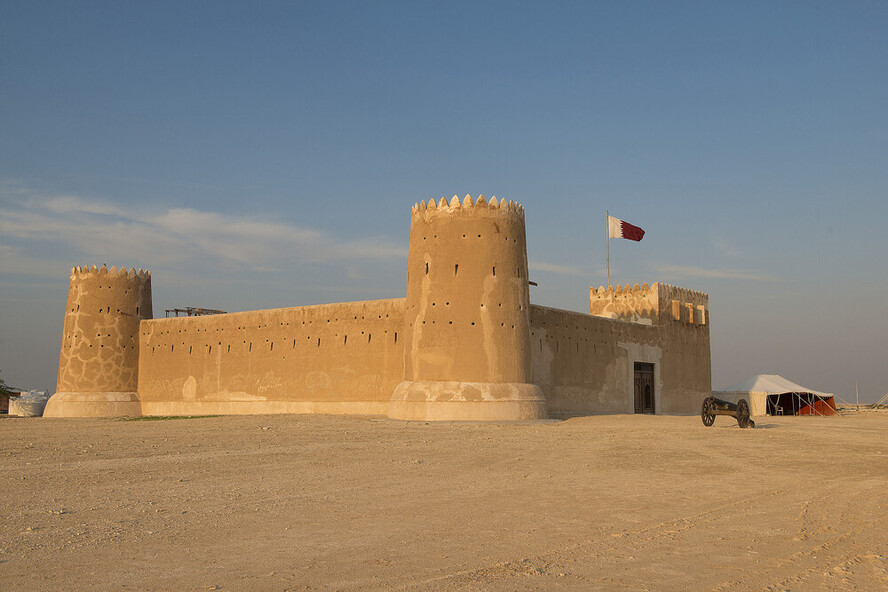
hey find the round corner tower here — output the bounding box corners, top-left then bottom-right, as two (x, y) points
(388, 195), (548, 421)
(44, 265), (152, 417)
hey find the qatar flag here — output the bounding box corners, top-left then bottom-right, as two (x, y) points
(607, 215), (645, 241)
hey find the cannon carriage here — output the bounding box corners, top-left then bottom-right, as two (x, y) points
(701, 396), (755, 429)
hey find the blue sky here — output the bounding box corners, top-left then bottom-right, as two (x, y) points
(1, 1), (886, 401)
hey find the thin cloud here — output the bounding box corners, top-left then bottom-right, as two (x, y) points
(0, 245), (66, 278)
(38, 195), (129, 217)
(0, 190), (406, 277)
(710, 239), (745, 260)
(656, 265), (778, 282)
(528, 261), (585, 276)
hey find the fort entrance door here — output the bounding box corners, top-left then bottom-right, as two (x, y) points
(634, 363), (655, 414)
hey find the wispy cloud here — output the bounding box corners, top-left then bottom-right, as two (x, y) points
(528, 261), (585, 276)
(709, 239), (745, 260)
(0, 245), (64, 278)
(655, 265), (778, 282)
(37, 195), (130, 217)
(0, 188), (405, 278)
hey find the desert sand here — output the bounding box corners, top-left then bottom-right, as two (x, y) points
(1, 412), (886, 591)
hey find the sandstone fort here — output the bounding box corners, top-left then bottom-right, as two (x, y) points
(45, 196), (710, 420)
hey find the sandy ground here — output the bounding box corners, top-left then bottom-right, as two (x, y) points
(1, 412), (886, 592)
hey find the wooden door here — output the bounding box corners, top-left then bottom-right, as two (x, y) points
(634, 363), (655, 414)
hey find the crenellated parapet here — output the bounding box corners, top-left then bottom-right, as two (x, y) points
(45, 264), (153, 417)
(655, 283), (708, 326)
(70, 264), (151, 281)
(411, 194), (526, 216)
(589, 283), (658, 324)
(590, 282), (708, 326)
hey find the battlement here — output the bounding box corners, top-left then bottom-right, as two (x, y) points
(412, 195), (525, 217)
(590, 282), (708, 326)
(71, 264), (151, 280)
(591, 282), (654, 298)
(653, 283), (707, 304)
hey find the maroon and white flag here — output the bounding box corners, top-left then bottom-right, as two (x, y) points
(607, 215), (645, 242)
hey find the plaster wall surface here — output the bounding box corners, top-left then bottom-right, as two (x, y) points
(390, 196), (546, 421)
(654, 318), (711, 414)
(56, 266), (152, 393)
(401, 197), (533, 383)
(589, 283), (659, 324)
(590, 282), (709, 326)
(531, 303), (710, 416)
(46, 265), (152, 417)
(137, 299), (405, 416)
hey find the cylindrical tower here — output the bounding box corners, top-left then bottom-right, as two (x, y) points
(44, 265), (152, 417)
(388, 195), (547, 420)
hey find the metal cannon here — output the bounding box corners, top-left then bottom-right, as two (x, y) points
(701, 396), (755, 429)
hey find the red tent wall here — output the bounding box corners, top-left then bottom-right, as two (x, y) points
(799, 396), (838, 416)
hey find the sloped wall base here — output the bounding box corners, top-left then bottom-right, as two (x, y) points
(43, 392), (142, 418)
(389, 381), (548, 421)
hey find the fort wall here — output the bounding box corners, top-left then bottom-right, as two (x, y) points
(137, 299), (405, 416)
(654, 319), (711, 414)
(532, 297), (710, 416)
(585, 283), (710, 414)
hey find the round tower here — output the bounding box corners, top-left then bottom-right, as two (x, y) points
(44, 265), (152, 417)
(389, 195), (548, 421)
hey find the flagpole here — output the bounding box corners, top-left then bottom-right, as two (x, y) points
(606, 210), (610, 288)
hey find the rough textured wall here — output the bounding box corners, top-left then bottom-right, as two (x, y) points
(390, 195), (546, 421)
(654, 318), (711, 414)
(56, 265), (153, 393)
(531, 304), (710, 416)
(138, 299), (405, 416)
(589, 283), (660, 324)
(401, 195), (533, 383)
(589, 282), (709, 327)
(655, 284), (709, 326)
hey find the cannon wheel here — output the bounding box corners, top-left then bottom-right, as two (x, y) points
(736, 399), (752, 429)
(701, 396), (716, 427)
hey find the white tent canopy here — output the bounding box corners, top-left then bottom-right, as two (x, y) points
(715, 374), (835, 416)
